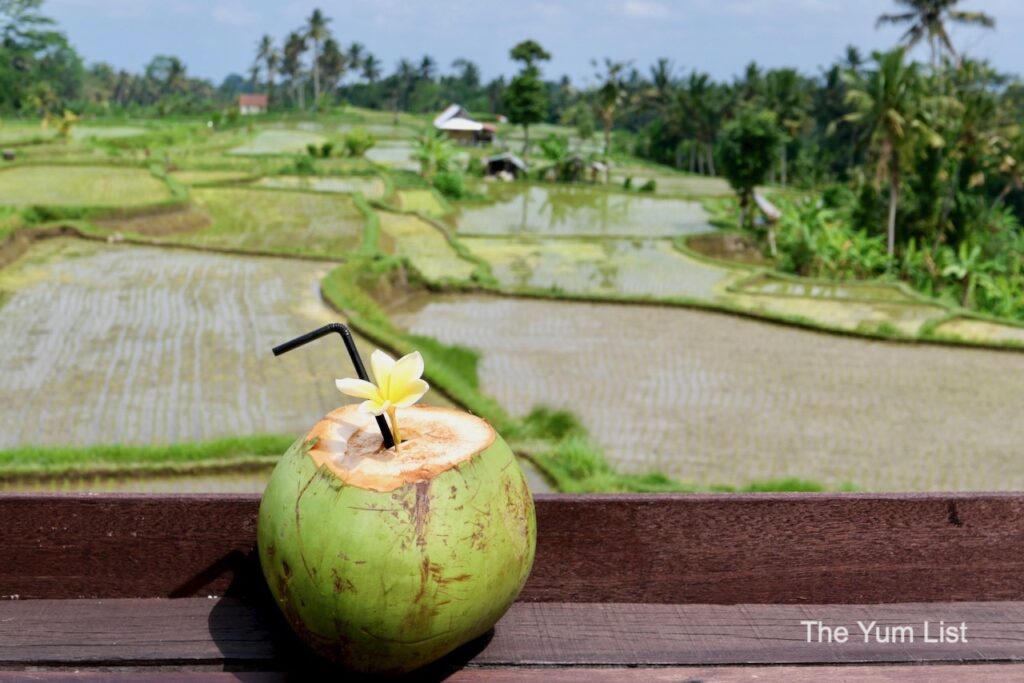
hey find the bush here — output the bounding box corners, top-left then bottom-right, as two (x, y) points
(622, 176), (633, 190)
(306, 143), (318, 158)
(291, 154), (316, 175)
(465, 155), (485, 176)
(320, 142), (334, 158)
(638, 179), (657, 193)
(343, 128), (377, 157)
(432, 170), (466, 200)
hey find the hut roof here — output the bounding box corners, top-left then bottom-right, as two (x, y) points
(433, 103), (471, 128)
(438, 116), (484, 132)
(487, 152), (528, 172)
(238, 94), (268, 108)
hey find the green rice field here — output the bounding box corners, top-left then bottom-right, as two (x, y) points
(0, 165), (172, 207)
(181, 186), (366, 256)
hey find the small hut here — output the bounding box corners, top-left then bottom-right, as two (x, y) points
(238, 94), (268, 115)
(486, 153), (528, 180)
(433, 103), (495, 145)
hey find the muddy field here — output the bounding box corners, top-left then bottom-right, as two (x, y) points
(391, 294), (1024, 491)
(0, 239), (450, 449)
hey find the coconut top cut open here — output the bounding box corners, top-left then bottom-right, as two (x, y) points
(304, 405), (497, 492)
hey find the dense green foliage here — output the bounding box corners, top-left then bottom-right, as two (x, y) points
(717, 108), (783, 228)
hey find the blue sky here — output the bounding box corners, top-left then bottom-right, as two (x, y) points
(46, 0), (1024, 85)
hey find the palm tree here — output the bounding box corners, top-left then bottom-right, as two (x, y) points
(764, 68), (810, 185)
(346, 42), (365, 76)
(840, 48), (938, 257)
(305, 8), (331, 106)
(592, 58), (630, 157)
(256, 35), (279, 98)
(282, 31), (308, 109)
(318, 38), (346, 98)
(876, 0), (995, 68)
(361, 54), (381, 83)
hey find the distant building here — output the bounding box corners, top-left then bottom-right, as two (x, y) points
(238, 94), (268, 115)
(433, 103), (494, 145)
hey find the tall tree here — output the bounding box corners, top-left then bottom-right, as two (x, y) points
(764, 68), (811, 185)
(592, 58), (629, 156)
(840, 48), (938, 257)
(318, 37), (346, 98)
(281, 30), (307, 109)
(717, 106), (783, 244)
(305, 8), (331, 106)
(506, 40), (551, 160)
(346, 42), (365, 78)
(255, 34), (279, 98)
(361, 53), (381, 83)
(876, 0), (995, 67)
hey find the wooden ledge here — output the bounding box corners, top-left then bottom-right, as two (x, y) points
(3, 598), (1024, 670)
(3, 493), (1024, 603)
(4, 492), (1024, 679)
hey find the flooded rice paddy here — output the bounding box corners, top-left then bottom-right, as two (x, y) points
(735, 272), (922, 304)
(0, 166), (172, 207)
(465, 237), (731, 300)
(255, 175), (386, 198)
(0, 239), (455, 449)
(378, 213), (477, 283)
(365, 142), (417, 170)
(455, 184), (713, 237)
(391, 294), (1024, 491)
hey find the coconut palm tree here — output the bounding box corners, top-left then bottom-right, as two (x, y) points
(876, 0), (995, 68)
(256, 35), (279, 98)
(282, 31), (308, 109)
(764, 68), (811, 185)
(305, 8), (331, 106)
(592, 58), (630, 157)
(361, 54), (381, 83)
(346, 42), (365, 77)
(318, 38), (346, 98)
(840, 48), (939, 257)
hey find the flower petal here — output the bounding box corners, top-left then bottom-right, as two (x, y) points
(359, 398), (390, 416)
(387, 351), (425, 400)
(370, 349), (396, 396)
(335, 378), (381, 401)
(392, 378), (429, 407)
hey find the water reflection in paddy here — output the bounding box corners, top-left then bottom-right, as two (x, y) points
(455, 184), (712, 237)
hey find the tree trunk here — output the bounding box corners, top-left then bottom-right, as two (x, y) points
(522, 124), (530, 162)
(887, 170), (899, 258)
(706, 144), (716, 176)
(604, 119), (612, 157)
(780, 145), (787, 186)
(312, 42), (321, 108)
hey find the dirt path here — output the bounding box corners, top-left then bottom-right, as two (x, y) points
(391, 294), (1024, 492)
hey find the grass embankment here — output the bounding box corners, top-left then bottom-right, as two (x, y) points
(0, 434), (295, 479)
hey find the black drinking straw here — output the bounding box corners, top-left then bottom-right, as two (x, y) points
(273, 323), (396, 449)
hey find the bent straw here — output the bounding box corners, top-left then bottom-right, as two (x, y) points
(273, 323), (396, 449)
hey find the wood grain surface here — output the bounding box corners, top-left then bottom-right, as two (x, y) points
(3, 493), (1024, 604)
(2, 599), (1024, 670)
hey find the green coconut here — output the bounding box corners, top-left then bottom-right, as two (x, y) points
(257, 404), (536, 675)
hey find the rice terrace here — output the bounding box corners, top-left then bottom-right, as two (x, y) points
(2, 0), (1024, 499)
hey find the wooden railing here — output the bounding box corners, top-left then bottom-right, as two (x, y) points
(3, 492), (1024, 680)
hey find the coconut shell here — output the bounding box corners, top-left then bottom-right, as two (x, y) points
(257, 405), (536, 674)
